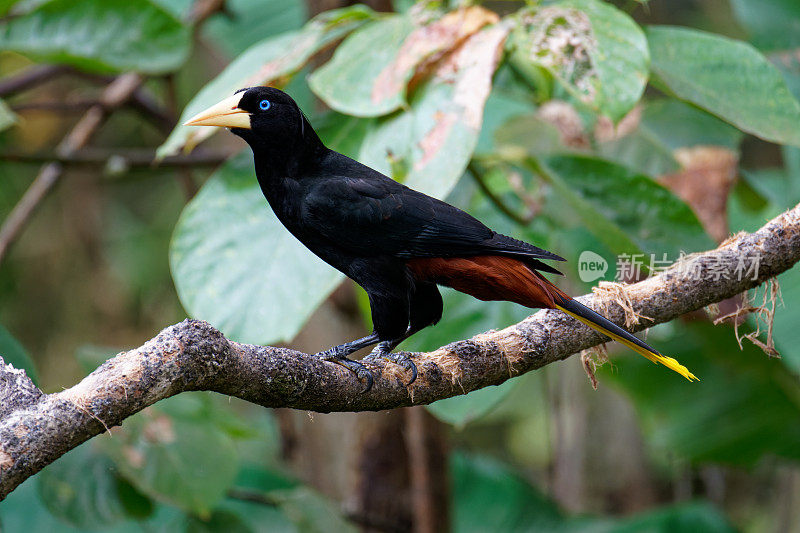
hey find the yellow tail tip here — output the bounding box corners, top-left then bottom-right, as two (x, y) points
(553, 303), (699, 382)
(651, 352), (699, 382)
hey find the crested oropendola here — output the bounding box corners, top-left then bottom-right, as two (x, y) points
(186, 86), (697, 391)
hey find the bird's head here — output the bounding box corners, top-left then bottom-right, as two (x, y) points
(184, 87), (319, 162)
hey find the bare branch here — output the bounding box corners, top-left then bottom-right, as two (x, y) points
(1, 203), (799, 499)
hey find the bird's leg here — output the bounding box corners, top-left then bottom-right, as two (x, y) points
(366, 328), (418, 385)
(314, 333), (380, 392)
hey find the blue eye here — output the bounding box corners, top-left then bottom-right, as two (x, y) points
(259, 99), (271, 111)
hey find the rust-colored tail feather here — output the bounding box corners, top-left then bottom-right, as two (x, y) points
(407, 255), (697, 381)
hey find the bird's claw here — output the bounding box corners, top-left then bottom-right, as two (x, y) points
(314, 349), (374, 392)
(367, 346), (418, 386)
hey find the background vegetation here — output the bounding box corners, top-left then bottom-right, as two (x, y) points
(1, 0), (799, 531)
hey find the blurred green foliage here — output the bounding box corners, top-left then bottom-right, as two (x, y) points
(2, 0), (800, 530)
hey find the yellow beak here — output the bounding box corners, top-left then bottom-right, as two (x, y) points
(183, 93), (251, 129)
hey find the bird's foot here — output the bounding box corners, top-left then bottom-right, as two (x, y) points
(366, 343), (418, 385)
(314, 347), (374, 392)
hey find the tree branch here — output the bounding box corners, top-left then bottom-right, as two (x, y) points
(1, 203), (799, 499)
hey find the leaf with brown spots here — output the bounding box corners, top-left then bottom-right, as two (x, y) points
(311, 7), (498, 118)
(360, 23), (511, 199)
(509, 0), (648, 121)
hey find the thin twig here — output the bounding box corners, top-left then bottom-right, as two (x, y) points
(0, 65), (71, 97)
(468, 161), (536, 226)
(0, 73), (143, 264)
(0, 148), (230, 168)
(0, 162), (61, 260)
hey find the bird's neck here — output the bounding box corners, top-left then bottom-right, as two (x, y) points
(250, 115), (327, 182)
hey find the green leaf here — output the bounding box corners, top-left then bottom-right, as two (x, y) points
(494, 114), (567, 157)
(646, 26), (800, 147)
(309, 7), (499, 117)
(170, 152), (344, 345)
(596, 129), (679, 177)
(101, 394), (240, 513)
(452, 453), (736, 532)
(0, 99), (16, 132)
(474, 89), (537, 155)
(451, 453), (566, 532)
(202, 0), (306, 57)
(184, 510), (254, 533)
(427, 377), (520, 429)
(730, 0), (800, 52)
(0, 477), (84, 533)
(0, 323), (38, 384)
(309, 14), (416, 116)
(359, 23), (510, 199)
(157, 5), (374, 158)
(639, 99), (744, 151)
(271, 487), (358, 533)
(510, 0), (649, 121)
(536, 155), (713, 258)
(604, 321), (800, 465)
(596, 99), (743, 177)
(773, 267), (800, 373)
(0, 0), (191, 74)
(210, 498), (295, 533)
(314, 112), (376, 160)
(609, 503), (736, 533)
(37, 443), (153, 529)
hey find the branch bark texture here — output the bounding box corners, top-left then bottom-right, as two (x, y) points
(1, 203), (799, 499)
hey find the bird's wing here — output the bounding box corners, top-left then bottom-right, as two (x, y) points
(301, 173), (564, 268)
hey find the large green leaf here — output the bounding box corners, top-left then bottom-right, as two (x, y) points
(647, 26), (800, 147)
(452, 453), (735, 533)
(101, 394), (240, 514)
(309, 15), (414, 117)
(426, 375), (520, 429)
(597, 99), (744, 177)
(535, 155), (713, 259)
(0, 323), (38, 384)
(37, 443), (153, 529)
(0, 0), (191, 74)
(510, 0), (649, 121)
(452, 453), (567, 532)
(310, 7), (499, 117)
(0, 478), (84, 533)
(604, 321), (800, 465)
(157, 5), (374, 158)
(202, 0), (306, 57)
(730, 0), (800, 52)
(170, 152), (344, 345)
(639, 99), (744, 151)
(596, 129), (679, 177)
(313, 112), (376, 160)
(360, 23), (510, 199)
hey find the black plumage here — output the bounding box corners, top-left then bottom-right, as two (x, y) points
(185, 86), (697, 390)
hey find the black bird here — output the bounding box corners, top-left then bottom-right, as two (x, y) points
(186, 86), (696, 390)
